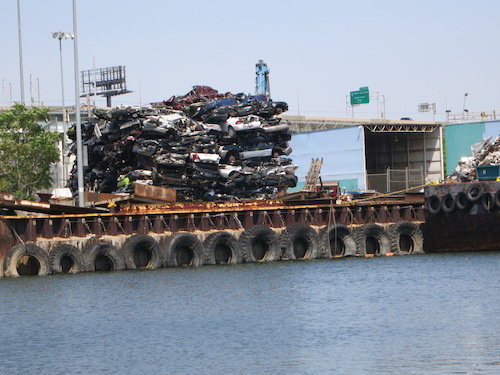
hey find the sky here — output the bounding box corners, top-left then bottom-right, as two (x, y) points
(1, 0), (499, 122)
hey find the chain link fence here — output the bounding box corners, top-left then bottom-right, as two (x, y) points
(367, 167), (424, 193)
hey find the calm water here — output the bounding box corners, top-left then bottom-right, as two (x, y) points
(1, 252), (499, 375)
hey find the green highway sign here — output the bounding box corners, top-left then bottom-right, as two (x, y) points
(350, 87), (370, 105)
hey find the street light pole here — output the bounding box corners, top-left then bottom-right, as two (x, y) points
(462, 92), (468, 118)
(17, 0), (25, 104)
(52, 31), (74, 187)
(73, 0), (84, 207)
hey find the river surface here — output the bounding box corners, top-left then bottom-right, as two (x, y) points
(1, 252), (499, 375)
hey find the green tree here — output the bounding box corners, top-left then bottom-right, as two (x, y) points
(0, 104), (61, 200)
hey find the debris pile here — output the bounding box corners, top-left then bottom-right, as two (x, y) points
(158, 85), (288, 123)
(448, 135), (500, 181)
(67, 86), (296, 201)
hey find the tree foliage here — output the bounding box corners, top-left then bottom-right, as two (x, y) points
(0, 104), (61, 199)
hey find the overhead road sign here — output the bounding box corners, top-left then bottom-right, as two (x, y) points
(350, 86), (370, 105)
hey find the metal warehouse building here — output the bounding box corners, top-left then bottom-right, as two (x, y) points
(285, 116), (443, 193)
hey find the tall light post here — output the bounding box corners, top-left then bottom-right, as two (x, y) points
(17, 0), (25, 104)
(52, 31), (74, 187)
(463, 92), (469, 117)
(73, 0), (84, 207)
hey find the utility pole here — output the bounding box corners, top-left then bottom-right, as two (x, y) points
(52, 31), (74, 187)
(17, 0), (25, 104)
(73, 0), (84, 207)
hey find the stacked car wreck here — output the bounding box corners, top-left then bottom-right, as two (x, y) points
(67, 86), (296, 201)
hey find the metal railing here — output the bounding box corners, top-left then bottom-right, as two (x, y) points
(447, 110), (499, 123)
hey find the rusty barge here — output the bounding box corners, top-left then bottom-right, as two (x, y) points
(2, 180), (499, 278)
(422, 180), (500, 252)
(0, 188), (427, 277)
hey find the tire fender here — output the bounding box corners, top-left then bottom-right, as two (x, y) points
(441, 193), (456, 213)
(279, 223), (319, 260)
(426, 194), (442, 214)
(3, 243), (50, 277)
(495, 190), (500, 207)
(203, 231), (241, 265)
(163, 233), (204, 267)
(238, 225), (280, 263)
(455, 191), (470, 210)
(49, 244), (83, 274)
(388, 221), (424, 254)
(481, 191), (496, 212)
(317, 224), (357, 258)
(82, 242), (125, 272)
(353, 224), (392, 256)
(466, 183), (484, 202)
(121, 234), (162, 270)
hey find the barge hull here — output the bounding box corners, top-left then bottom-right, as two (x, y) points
(422, 181), (500, 252)
(0, 198), (426, 277)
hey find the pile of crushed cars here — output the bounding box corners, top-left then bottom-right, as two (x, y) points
(447, 135), (500, 181)
(67, 86), (297, 201)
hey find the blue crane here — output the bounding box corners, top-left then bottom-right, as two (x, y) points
(255, 60), (270, 99)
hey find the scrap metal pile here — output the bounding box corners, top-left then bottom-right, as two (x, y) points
(67, 86), (297, 201)
(448, 135), (500, 181)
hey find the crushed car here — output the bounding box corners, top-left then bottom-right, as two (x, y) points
(221, 115), (262, 137)
(66, 85), (296, 202)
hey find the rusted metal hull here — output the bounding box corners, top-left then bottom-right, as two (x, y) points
(4, 183), (500, 277)
(2, 200), (425, 243)
(422, 181), (500, 252)
(0, 196), (426, 277)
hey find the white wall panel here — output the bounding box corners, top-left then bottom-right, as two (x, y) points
(290, 126), (366, 190)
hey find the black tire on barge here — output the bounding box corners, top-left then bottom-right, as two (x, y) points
(122, 234), (162, 270)
(388, 221), (424, 254)
(203, 231), (241, 265)
(455, 191), (470, 210)
(441, 193), (456, 213)
(481, 191), (496, 212)
(279, 223), (319, 260)
(238, 225), (280, 263)
(163, 233), (204, 267)
(494, 190), (500, 208)
(466, 183), (484, 202)
(426, 194), (442, 215)
(49, 244), (83, 274)
(83, 242), (125, 272)
(317, 224), (357, 258)
(353, 224), (392, 256)
(3, 243), (50, 277)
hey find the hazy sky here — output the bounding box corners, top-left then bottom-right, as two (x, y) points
(1, 0), (499, 121)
